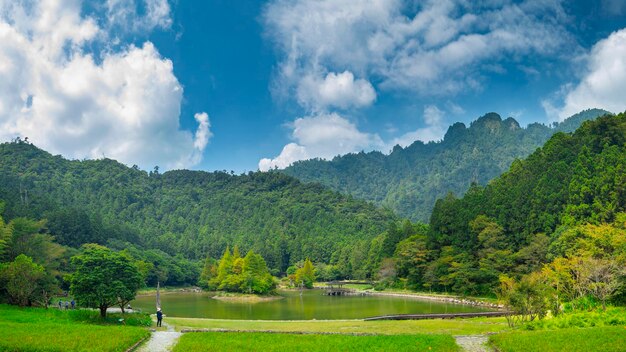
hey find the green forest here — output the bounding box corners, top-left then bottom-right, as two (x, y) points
(1, 110), (625, 311)
(0, 141), (396, 288)
(414, 112), (626, 303)
(281, 109), (609, 222)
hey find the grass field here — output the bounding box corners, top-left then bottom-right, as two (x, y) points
(489, 326), (626, 352)
(0, 304), (150, 352)
(166, 316), (510, 335)
(173, 331), (459, 352)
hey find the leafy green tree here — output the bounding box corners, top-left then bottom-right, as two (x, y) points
(211, 247), (233, 289)
(394, 234), (429, 288)
(0, 254), (46, 307)
(70, 244), (143, 317)
(471, 216), (514, 291)
(198, 256), (217, 289)
(497, 273), (551, 327)
(514, 233), (550, 275)
(241, 251), (275, 294)
(4, 217), (65, 277)
(295, 258), (316, 288)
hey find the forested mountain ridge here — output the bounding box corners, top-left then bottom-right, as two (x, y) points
(280, 109), (610, 222)
(430, 111), (626, 250)
(417, 111), (626, 295)
(0, 142), (397, 274)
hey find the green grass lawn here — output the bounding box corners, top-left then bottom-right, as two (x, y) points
(166, 316), (510, 335)
(489, 326), (626, 352)
(0, 304), (150, 352)
(173, 332), (459, 352)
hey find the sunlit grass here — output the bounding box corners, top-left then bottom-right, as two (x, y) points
(167, 316), (510, 335)
(173, 331), (459, 352)
(0, 304), (150, 352)
(489, 326), (626, 352)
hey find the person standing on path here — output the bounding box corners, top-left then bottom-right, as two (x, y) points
(156, 308), (163, 327)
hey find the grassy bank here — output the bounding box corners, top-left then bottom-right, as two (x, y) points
(167, 316), (510, 335)
(314, 283), (500, 305)
(173, 331), (459, 352)
(0, 304), (150, 352)
(489, 326), (626, 352)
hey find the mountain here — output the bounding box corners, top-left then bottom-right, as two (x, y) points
(421, 111), (626, 294)
(430, 111), (626, 249)
(280, 109), (611, 222)
(0, 143), (397, 273)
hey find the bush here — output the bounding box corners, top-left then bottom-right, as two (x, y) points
(64, 309), (152, 326)
(523, 307), (626, 330)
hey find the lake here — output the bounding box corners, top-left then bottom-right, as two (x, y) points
(131, 290), (488, 320)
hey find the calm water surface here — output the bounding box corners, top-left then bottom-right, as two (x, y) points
(132, 290), (487, 320)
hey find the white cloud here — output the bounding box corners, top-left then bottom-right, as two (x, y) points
(264, 0), (575, 97)
(105, 0), (172, 33)
(547, 28), (626, 120)
(0, 0), (210, 170)
(193, 112), (212, 151)
(297, 71), (376, 110)
(389, 105), (447, 147)
(259, 143), (308, 171)
(261, 0), (576, 169)
(258, 113), (383, 171)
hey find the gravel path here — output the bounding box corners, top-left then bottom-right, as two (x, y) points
(137, 323), (181, 352)
(454, 335), (493, 352)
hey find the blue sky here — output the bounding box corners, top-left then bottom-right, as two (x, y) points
(1, 1), (625, 172)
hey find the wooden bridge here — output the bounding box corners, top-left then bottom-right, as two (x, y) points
(363, 311), (510, 321)
(323, 281), (357, 296)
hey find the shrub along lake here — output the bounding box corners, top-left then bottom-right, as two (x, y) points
(132, 290), (488, 320)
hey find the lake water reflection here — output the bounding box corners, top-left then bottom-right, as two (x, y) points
(131, 290), (488, 320)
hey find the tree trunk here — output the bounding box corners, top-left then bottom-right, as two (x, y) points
(99, 305), (107, 318)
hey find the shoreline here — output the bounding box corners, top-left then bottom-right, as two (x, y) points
(137, 285), (502, 309)
(357, 290), (503, 309)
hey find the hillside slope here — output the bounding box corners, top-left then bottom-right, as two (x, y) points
(430, 111), (626, 249)
(281, 109), (610, 221)
(0, 143), (396, 272)
(421, 112), (626, 294)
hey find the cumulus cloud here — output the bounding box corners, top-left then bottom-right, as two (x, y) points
(545, 28), (626, 120)
(0, 0), (210, 170)
(389, 105), (447, 147)
(258, 113), (383, 171)
(297, 71), (376, 110)
(264, 0), (575, 97)
(260, 0), (576, 169)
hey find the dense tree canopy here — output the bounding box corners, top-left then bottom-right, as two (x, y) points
(418, 112), (626, 296)
(0, 142), (397, 276)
